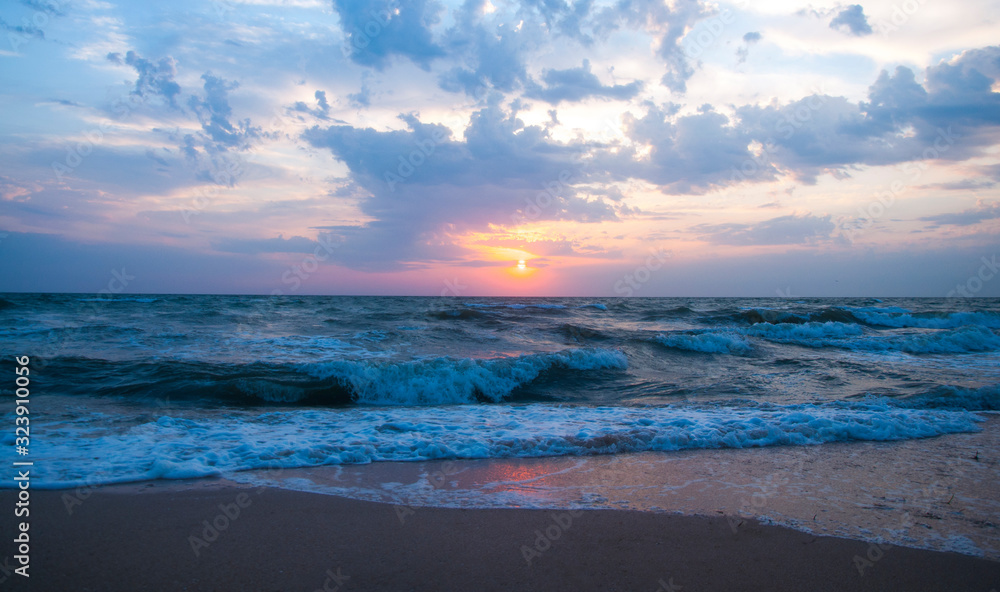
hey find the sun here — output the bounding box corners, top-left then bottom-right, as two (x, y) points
(503, 257), (537, 281)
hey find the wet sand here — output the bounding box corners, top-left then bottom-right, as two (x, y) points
(1, 480), (998, 591)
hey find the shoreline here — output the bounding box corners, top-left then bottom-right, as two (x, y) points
(3, 483), (999, 592)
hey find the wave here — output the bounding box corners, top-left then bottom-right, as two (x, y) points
(427, 308), (492, 320)
(658, 324), (1000, 354)
(893, 384), (1000, 411)
(36, 348), (629, 406)
(302, 348), (629, 405)
(653, 332), (752, 354)
(558, 323), (609, 341)
(746, 321), (865, 341)
(736, 307), (863, 326)
(76, 297), (160, 303)
(465, 302), (568, 310)
(849, 309), (1000, 329)
(847, 326), (1000, 354)
(10, 401), (980, 489)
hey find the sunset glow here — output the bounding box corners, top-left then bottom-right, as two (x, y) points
(0, 0), (997, 296)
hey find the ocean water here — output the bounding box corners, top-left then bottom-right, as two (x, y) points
(1, 294), (998, 489)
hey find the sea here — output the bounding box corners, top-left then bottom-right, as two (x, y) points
(2, 294), (999, 554)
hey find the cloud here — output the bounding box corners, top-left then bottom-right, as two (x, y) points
(737, 31), (761, 64)
(920, 179), (995, 191)
(107, 50), (182, 108)
(291, 90), (334, 120)
(437, 3), (533, 96)
(334, 0), (445, 70)
(829, 5), (873, 36)
(0, 16), (44, 40)
(613, 0), (709, 93)
(524, 60), (642, 104)
(187, 73), (261, 149)
(613, 103), (769, 193)
(302, 102), (621, 270)
(697, 214), (836, 246)
(919, 202), (1000, 227)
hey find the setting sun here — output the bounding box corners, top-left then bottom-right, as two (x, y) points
(517, 259), (527, 270)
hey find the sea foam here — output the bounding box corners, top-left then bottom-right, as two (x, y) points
(13, 401), (981, 489)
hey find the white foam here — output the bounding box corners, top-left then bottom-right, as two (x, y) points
(852, 310), (1000, 329)
(76, 297), (159, 303)
(464, 302), (567, 310)
(654, 332), (751, 354)
(10, 401), (980, 489)
(301, 348), (629, 405)
(662, 325), (1000, 354)
(747, 321), (864, 341)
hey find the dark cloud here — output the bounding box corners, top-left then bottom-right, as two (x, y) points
(919, 202), (1000, 227)
(187, 73), (261, 149)
(291, 90), (334, 120)
(920, 179), (995, 191)
(436, 0), (710, 97)
(438, 3), (533, 96)
(611, 103), (768, 193)
(606, 0), (709, 93)
(0, 231), (292, 294)
(107, 50), (182, 108)
(697, 214), (836, 246)
(19, 0), (65, 15)
(212, 235), (327, 254)
(0, 16), (44, 40)
(737, 31), (761, 64)
(348, 73), (374, 107)
(334, 0), (445, 70)
(524, 60), (642, 104)
(302, 102), (620, 270)
(829, 4), (872, 36)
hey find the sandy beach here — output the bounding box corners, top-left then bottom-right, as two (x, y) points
(2, 479), (998, 592)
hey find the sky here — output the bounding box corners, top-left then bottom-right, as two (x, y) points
(0, 0), (998, 297)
